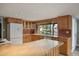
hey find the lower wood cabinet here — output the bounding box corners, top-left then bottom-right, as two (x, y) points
(59, 37), (71, 56)
(47, 46), (59, 56)
(23, 34), (71, 56)
(51, 37), (71, 56)
(23, 35), (31, 43)
(31, 35), (43, 41)
(23, 34), (43, 43)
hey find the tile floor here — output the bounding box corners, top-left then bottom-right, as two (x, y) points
(72, 50), (79, 56)
(72, 46), (79, 56)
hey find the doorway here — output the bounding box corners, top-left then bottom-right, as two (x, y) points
(0, 16), (3, 42)
(77, 20), (79, 46)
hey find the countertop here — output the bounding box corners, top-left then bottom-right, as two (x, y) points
(0, 39), (63, 56)
(24, 34), (58, 37)
(24, 34), (71, 38)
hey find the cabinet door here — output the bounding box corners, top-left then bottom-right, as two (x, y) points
(31, 35), (40, 41)
(67, 16), (72, 29)
(23, 35), (31, 43)
(57, 16), (68, 29)
(59, 37), (71, 56)
(59, 40), (67, 55)
(56, 15), (72, 29)
(31, 35), (43, 41)
(67, 38), (72, 55)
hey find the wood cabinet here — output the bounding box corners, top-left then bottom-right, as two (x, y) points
(23, 29), (35, 34)
(31, 35), (43, 41)
(23, 35), (43, 43)
(52, 36), (71, 56)
(54, 15), (72, 55)
(23, 20), (35, 29)
(23, 35), (31, 43)
(5, 17), (23, 24)
(23, 20), (27, 28)
(47, 46), (59, 56)
(57, 16), (68, 29)
(56, 15), (72, 29)
(23, 21), (36, 34)
(58, 37), (71, 55)
(23, 35), (71, 55)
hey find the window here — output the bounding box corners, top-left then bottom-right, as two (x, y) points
(37, 24), (53, 35)
(37, 23), (58, 36)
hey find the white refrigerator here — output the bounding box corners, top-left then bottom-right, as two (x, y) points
(7, 23), (23, 45)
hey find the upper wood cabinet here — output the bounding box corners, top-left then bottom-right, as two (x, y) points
(23, 21), (36, 29)
(23, 20), (26, 28)
(23, 21), (36, 34)
(52, 18), (57, 23)
(56, 15), (72, 30)
(34, 15), (72, 30)
(5, 17), (23, 24)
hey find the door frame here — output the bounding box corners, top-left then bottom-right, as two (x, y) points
(0, 16), (3, 41)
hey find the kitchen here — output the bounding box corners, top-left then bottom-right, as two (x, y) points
(0, 3), (78, 56)
(0, 15), (72, 56)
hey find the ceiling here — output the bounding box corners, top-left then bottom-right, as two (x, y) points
(0, 3), (79, 21)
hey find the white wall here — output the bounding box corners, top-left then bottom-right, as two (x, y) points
(72, 17), (77, 52)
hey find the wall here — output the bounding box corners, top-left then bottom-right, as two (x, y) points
(72, 17), (77, 52)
